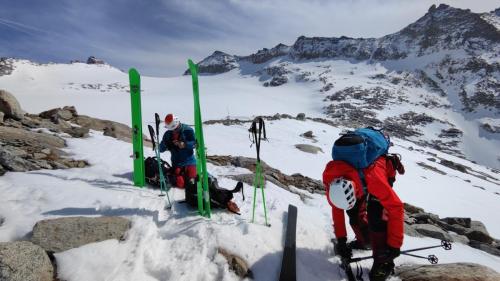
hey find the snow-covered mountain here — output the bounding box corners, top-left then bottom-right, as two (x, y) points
(1, 4), (500, 280)
(192, 4), (500, 169)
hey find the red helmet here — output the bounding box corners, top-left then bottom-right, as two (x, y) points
(164, 113), (180, 130)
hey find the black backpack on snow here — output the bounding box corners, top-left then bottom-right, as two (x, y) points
(185, 175), (244, 210)
(144, 156), (172, 187)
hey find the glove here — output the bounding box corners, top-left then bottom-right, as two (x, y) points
(335, 237), (352, 259)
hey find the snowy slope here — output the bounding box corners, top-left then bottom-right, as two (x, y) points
(1, 124), (499, 281)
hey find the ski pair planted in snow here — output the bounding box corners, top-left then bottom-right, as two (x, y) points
(147, 113), (172, 209)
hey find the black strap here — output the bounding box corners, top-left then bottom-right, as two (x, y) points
(248, 117), (267, 162)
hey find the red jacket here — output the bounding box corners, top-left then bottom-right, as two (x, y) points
(323, 157), (404, 248)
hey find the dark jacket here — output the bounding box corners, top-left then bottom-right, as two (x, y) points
(159, 124), (196, 167)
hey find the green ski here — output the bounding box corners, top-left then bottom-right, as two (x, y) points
(249, 117), (270, 226)
(129, 68), (145, 187)
(188, 59), (211, 218)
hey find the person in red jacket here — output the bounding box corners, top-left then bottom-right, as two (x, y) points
(323, 156), (404, 281)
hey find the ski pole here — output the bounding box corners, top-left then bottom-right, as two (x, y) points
(401, 253), (439, 264)
(349, 240), (452, 263)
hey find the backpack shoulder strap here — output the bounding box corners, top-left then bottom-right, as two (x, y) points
(357, 169), (368, 195)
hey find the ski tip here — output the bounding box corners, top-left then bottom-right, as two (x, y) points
(128, 68), (139, 75)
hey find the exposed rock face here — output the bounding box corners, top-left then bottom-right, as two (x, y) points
(184, 51), (239, 75)
(0, 241), (54, 281)
(0, 215), (4, 226)
(0, 89), (24, 120)
(241, 43), (290, 64)
(403, 203), (499, 257)
(31, 216), (131, 253)
(0, 57), (15, 76)
(217, 247), (253, 278)
(395, 263), (500, 281)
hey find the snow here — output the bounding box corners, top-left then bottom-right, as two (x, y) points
(1, 60), (500, 280)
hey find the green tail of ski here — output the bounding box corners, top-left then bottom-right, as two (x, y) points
(129, 68), (145, 187)
(188, 59), (211, 218)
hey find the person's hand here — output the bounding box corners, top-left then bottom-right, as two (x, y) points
(383, 246), (400, 260)
(335, 237), (352, 259)
(177, 141), (186, 149)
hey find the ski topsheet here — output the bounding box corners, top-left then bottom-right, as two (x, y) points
(279, 204), (298, 281)
(187, 59), (211, 218)
(129, 68), (145, 187)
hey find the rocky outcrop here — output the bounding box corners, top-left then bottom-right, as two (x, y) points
(184, 51), (239, 75)
(86, 56), (105, 65)
(404, 203), (500, 257)
(0, 241), (54, 281)
(0, 57), (15, 76)
(217, 247), (253, 278)
(31, 216), (131, 253)
(395, 263), (500, 281)
(0, 89), (24, 120)
(0, 215), (4, 227)
(206, 155), (324, 198)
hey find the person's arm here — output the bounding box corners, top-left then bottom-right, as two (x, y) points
(159, 132), (173, 153)
(183, 126), (196, 150)
(365, 159), (404, 248)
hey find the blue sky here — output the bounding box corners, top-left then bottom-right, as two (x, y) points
(0, 0), (498, 76)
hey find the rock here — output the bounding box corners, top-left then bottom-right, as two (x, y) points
(412, 224), (452, 241)
(39, 107), (75, 122)
(218, 247), (252, 278)
(0, 164), (5, 176)
(86, 56), (105, 65)
(74, 115), (134, 142)
(411, 212), (440, 224)
(63, 126), (89, 138)
(295, 144), (323, 154)
(404, 223), (423, 237)
(0, 241), (54, 281)
(0, 146), (41, 172)
(0, 89), (24, 120)
(0, 111), (4, 123)
(442, 217), (471, 228)
(31, 216), (131, 253)
(465, 221), (493, 244)
(301, 131), (314, 138)
(230, 173), (261, 187)
(439, 159), (468, 173)
(296, 113), (306, 120)
(0, 215), (4, 226)
(395, 263), (500, 281)
(466, 230), (494, 244)
(404, 203), (425, 214)
(469, 241), (500, 257)
(0, 126), (65, 149)
(450, 233), (470, 244)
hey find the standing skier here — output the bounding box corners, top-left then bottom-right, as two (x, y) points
(323, 155), (404, 281)
(159, 114), (196, 189)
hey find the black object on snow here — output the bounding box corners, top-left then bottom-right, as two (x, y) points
(279, 204), (298, 281)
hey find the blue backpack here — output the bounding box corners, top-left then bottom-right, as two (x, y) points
(332, 127), (390, 191)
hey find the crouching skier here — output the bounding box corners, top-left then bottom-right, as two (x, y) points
(323, 154), (405, 281)
(159, 114), (197, 194)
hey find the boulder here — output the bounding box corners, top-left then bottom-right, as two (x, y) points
(295, 144), (323, 154)
(442, 217), (471, 228)
(469, 241), (500, 257)
(403, 203), (425, 214)
(296, 113), (306, 120)
(31, 216), (131, 253)
(0, 146), (41, 172)
(0, 241), (54, 281)
(39, 107), (76, 122)
(411, 212), (440, 224)
(0, 164), (5, 176)
(395, 263), (500, 281)
(0, 111), (4, 124)
(412, 224), (452, 241)
(450, 233), (470, 244)
(63, 126), (89, 138)
(0, 89), (24, 120)
(218, 247), (252, 278)
(301, 130), (314, 139)
(465, 221), (493, 244)
(404, 223), (423, 237)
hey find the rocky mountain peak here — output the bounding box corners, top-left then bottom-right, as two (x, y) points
(184, 50), (238, 75)
(241, 43), (291, 64)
